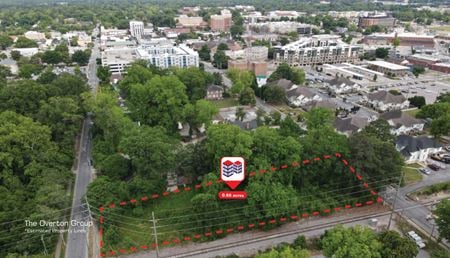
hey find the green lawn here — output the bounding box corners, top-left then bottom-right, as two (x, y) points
(407, 163), (423, 169)
(402, 166), (423, 185)
(208, 98), (239, 108)
(404, 109), (419, 118)
(431, 25), (450, 32)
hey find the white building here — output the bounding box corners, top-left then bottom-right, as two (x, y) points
(274, 35), (362, 66)
(225, 46), (268, 61)
(101, 47), (137, 75)
(24, 31), (46, 41)
(129, 21), (144, 39)
(267, 10), (305, 20)
(396, 135), (443, 163)
(380, 110), (425, 136)
(361, 90), (409, 112)
(136, 42), (199, 69)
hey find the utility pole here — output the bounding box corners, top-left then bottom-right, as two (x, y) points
(41, 235), (48, 255)
(150, 212), (159, 258)
(430, 222), (436, 239)
(387, 170), (404, 230)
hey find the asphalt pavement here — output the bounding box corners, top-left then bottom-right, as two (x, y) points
(383, 165), (450, 243)
(65, 27), (100, 258)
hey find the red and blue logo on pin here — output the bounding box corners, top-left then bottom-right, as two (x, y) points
(220, 157), (245, 190)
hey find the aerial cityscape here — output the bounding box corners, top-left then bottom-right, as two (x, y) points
(0, 0), (450, 257)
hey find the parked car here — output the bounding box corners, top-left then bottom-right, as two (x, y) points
(419, 168), (431, 175)
(428, 164), (440, 171)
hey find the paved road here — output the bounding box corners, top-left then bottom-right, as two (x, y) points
(201, 61), (232, 88)
(65, 26), (100, 258)
(383, 165), (450, 242)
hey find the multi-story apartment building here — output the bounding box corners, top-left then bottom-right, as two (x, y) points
(274, 35), (362, 66)
(136, 42), (199, 69)
(210, 10), (233, 32)
(249, 22), (313, 34)
(358, 13), (396, 28)
(176, 15), (207, 28)
(129, 21), (144, 39)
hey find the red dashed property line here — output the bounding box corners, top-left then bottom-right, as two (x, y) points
(99, 152), (383, 256)
(100, 196), (383, 256)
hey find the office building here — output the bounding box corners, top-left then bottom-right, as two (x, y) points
(101, 47), (137, 75)
(129, 21), (144, 39)
(274, 35), (362, 66)
(210, 10), (233, 32)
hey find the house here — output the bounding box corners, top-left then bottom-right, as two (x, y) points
(334, 116), (370, 136)
(286, 86), (322, 107)
(396, 135), (443, 163)
(267, 79), (296, 91)
(380, 110), (425, 135)
(213, 106), (259, 130)
(325, 77), (361, 95)
(334, 108), (378, 136)
(206, 85), (224, 100)
(361, 90), (409, 112)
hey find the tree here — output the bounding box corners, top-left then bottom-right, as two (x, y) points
(206, 124), (253, 164)
(280, 115), (304, 137)
(393, 37), (401, 48)
(128, 75), (188, 131)
(119, 126), (176, 177)
(0, 65), (11, 80)
(239, 87), (256, 106)
(230, 24), (244, 39)
(375, 48), (389, 59)
(198, 44), (211, 61)
(255, 247), (310, 258)
(174, 67), (208, 102)
(435, 199), (450, 241)
(412, 66), (425, 78)
(217, 43), (229, 51)
(14, 36), (38, 48)
(270, 111), (282, 125)
(71, 50), (90, 66)
(349, 132), (403, 184)
(0, 34), (13, 50)
(119, 62), (153, 96)
(304, 108), (334, 130)
(280, 37), (290, 46)
(183, 100), (218, 136)
(373, 74), (377, 82)
(268, 63), (305, 85)
(18, 63), (41, 79)
(213, 50), (228, 69)
(41, 50), (64, 64)
(408, 96), (426, 109)
(378, 230), (418, 258)
(235, 107), (246, 121)
(263, 85), (285, 104)
(97, 66), (111, 83)
(361, 119), (395, 143)
(10, 50), (21, 61)
(37, 68), (57, 84)
(430, 114), (450, 139)
(321, 225), (382, 258)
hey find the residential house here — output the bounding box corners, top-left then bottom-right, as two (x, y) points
(380, 110), (425, 135)
(361, 90), (409, 112)
(396, 135), (442, 163)
(287, 87), (323, 107)
(206, 85), (224, 100)
(326, 77), (361, 95)
(334, 108), (378, 136)
(213, 106), (259, 130)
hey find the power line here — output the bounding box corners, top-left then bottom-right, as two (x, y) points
(0, 204), (87, 226)
(91, 186), (381, 230)
(86, 175), (396, 220)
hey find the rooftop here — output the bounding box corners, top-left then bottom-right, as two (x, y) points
(366, 60), (409, 71)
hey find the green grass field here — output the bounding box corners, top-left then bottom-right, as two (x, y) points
(404, 109), (419, 118)
(431, 25), (450, 32)
(208, 98), (239, 108)
(402, 166), (423, 185)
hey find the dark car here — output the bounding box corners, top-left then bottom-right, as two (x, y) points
(428, 164), (440, 171)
